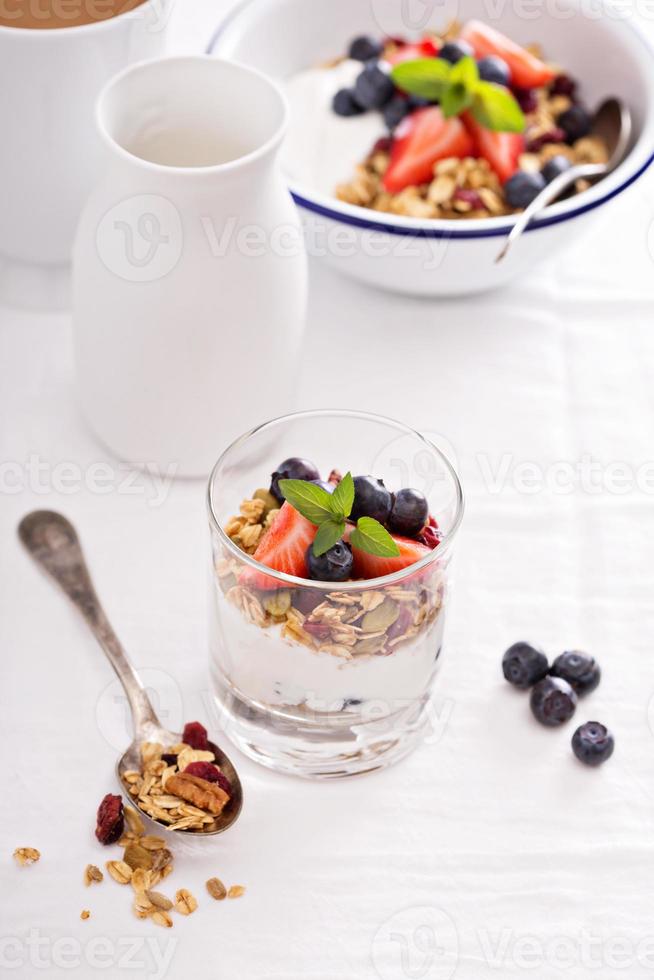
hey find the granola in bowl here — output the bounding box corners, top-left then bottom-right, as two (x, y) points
(283, 19), (611, 220)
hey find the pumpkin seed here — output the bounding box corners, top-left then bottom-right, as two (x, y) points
(206, 877), (227, 900)
(253, 488), (279, 515)
(360, 598), (399, 633)
(123, 844), (153, 871)
(263, 591), (292, 617)
(146, 889), (173, 910)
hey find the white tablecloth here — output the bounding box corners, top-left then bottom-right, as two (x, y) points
(3, 4), (654, 978)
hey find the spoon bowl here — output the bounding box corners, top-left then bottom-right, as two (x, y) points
(496, 98), (632, 262)
(19, 509), (243, 838)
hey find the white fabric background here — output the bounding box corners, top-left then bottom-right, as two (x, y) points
(2, 3), (654, 978)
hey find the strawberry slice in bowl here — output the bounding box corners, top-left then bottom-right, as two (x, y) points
(345, 527), (431, 579)
(239, 501), (316, 590)
(463, 113), (523, 183)
(460, 20), (556, 90)
(383, 106), (475, 193)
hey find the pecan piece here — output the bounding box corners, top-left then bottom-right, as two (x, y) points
(164, 773), (229, 815)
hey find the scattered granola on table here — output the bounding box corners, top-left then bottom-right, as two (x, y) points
(13, 847), (40, 866)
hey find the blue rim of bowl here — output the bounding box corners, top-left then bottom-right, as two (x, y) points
(207, 0), (654, 240)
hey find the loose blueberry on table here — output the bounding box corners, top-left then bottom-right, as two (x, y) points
(550, 649), (601, 696)
(571, 721), (614, 767)
(530, 676), (578, 726)
(502, 641), (549, 689)
(329, 20), (612, 218)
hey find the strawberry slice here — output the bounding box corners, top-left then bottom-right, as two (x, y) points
(383, 107), (474, 193)
(460, 20), (555, 89)
(385, 37), (440, 65)
(345, 527), (431, 579)
(240, 502), (316, 590)
(463, 112), (523, 183)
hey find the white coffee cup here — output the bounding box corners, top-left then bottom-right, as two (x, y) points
(0, 0), (169, 266)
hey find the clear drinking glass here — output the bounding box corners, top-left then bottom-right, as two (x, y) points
(206, 410), (463, 778)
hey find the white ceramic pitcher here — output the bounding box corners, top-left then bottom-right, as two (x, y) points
(72, 56), (307, 477)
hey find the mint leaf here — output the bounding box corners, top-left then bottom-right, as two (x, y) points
(390, 57), (451, 101)
(278, 479), (334, 525)
(330, 471), (354, 520)
(441, 81), (472, 118)
(312, 519), (346, 557)
(350, 517), (400, 558)
(449, 55), (478, 88)
(470, 82), (525, 133)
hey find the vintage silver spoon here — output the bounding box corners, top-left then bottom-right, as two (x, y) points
(18, 510), (242, 837)
(496, 98), (632, 263)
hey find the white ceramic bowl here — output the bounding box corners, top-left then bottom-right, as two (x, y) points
(209, 0), (654, 296)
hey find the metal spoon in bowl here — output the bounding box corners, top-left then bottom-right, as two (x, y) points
(495, 98), (632, 263)
(18, 510), (242, 837)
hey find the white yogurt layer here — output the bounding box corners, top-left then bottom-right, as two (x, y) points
(281, 60), (385, 194)
(210, 587), (444, 717)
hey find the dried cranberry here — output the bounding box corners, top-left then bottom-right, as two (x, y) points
(550, 74), (577, 98)
(526, 127), (566, 152)
(184, 761), (232, 797)
(419, 525), (442, 549)
(428, 515), (439, 528)
(386, 607), (413, 642)
(95, 793), (124, 845)
(303, 621), (332, 640)
(371, 136), (392, 155)
(454, 189), (484, 210)
(514, 87), (538, 113)
(182, 721), (209, 750)
(293, 591), (324, 615)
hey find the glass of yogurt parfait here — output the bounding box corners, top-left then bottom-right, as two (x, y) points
(207, 410), (463, 778)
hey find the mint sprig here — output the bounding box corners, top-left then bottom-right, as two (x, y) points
(391, 56), (525, 133)
(278, 472), (400, 560)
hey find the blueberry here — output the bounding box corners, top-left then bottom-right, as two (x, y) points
(270, 457), (321, 503)
(332, 88), (366, 117)
(530, 676), (577, 727)
(550, 650), (600, 696)
(388, 488), (429, 537)
(351, 475), (393, 524)
(383, 95), (411, 131)
(354, 63), (395, 110)
(572, 722), (614, 766)
(557, 105), (592, 142)
(408, 94), (432, 109)
(439, 40), (474, 64)
(311, 480), (335, 494)
(502, 642), (549, 690)
(348, 35), (384, 62)
(306, 541), (353, 582)
(541, 154), (572, 183)
(477, 55), (510, 86)
(505, 170), (546, 209)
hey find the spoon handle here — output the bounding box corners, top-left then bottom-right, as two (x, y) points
(18, 510), (160, 733)
(495, 161), (605, 263)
